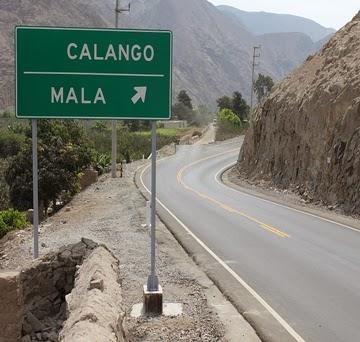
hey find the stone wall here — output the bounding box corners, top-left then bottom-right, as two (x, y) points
(59, 246), (125, 342)
(0, 238), (122, 342)
(20, 239), (98, 342)
(0, 272), (23, 342)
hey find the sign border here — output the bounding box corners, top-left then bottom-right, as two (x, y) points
(15, 26), (173, 120)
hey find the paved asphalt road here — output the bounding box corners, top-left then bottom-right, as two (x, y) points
(142, 139), (360, 342)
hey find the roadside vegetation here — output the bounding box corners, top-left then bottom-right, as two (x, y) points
(214, 74), (274, 141)
(0, 209), (28, 239)
(0, 87), (233, 238)
(254, 74), (274, 103)
(0, 99), (205, 236)
(215, 91), (249, 141)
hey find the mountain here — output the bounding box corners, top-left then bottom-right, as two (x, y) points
(119, 0), (331, 103)
(0, 0), (330, 111)
(218, 5), (335, 42)
(257, 32), (316, 78)
(0, 0), (113, 110)
(238, 12), (360, 215)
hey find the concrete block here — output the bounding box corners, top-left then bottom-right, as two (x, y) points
(143, 285), (163, 316)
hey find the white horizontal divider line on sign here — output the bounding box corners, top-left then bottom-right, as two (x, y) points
(23, 71), (165, 78)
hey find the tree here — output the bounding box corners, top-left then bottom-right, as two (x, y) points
(216, 93), (249, 121)
(124, 120), (140, 132)
(216, 96), (232, 111)
(172, 102), (193, 123)
(5, 120), (93, 214)
(177, 90), (193, 110)
(192, 105), (213, 126)
(254, 74), (274, 102)
(0, 159), (10, 211)
(231, 91), (249, 121)
(217, 108), (242, 128)
(215, 108), (245, 141)
(123, 120), (151, 132)
(0, 129), (25, 159)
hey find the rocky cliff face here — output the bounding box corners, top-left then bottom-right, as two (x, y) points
(238, 12), (360, 215)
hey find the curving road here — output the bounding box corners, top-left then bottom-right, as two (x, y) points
(141, 139), (360, 342)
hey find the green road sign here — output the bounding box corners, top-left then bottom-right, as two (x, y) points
(16, 27), (172, 120)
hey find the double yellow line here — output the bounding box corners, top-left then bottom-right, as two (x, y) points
(176, 149), (290, 239)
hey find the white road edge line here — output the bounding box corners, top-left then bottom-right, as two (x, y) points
(214, 159), (360, 234)
(139, 161), (306, 342)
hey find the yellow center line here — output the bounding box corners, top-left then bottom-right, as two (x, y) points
(176, 149), (290, 239)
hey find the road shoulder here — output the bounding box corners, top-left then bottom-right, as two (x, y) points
(222, 165), (360, 232)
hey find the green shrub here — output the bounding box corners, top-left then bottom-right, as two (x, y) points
(0, 217), (9, 239)
(0, 130), (26, 158)
(0, 209), (28, 239)
(215, 109), (246, 141)
(92, 152), (111, 175)
(86, 122), (183, 165)
(217, 108), (242, 127)
(127, 131), (179, 160)
(5, 120), (93, 214)
(0, 159), (10, 211)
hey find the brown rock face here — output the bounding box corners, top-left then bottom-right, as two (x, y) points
(238, 12), (360, 214)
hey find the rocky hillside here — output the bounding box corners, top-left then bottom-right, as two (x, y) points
(257, 32), (318, 78)
(121, 0), (329, 101)
(238, 12), (360, 215)
(0, 0), (331, 110)
(0, 0), (113, 110)
(218, 5), (335, 42)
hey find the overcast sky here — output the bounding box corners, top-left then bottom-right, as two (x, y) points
(208, 0), (359, 29)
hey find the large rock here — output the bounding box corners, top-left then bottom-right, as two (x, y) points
(238, 12), (360, 214)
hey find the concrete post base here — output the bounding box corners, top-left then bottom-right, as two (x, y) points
(143, 285), (163, 315)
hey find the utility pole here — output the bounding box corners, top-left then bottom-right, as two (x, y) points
(112, 0), (130, 178)
(250, 46), (261, 112)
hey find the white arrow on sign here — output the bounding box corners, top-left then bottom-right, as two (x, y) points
(131, 86), (147, 104)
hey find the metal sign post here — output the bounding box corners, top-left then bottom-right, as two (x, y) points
(147, 121), (159, 291)
(111, 0), (130, 178)
(32, 119), (39, 259)
(111, 120), (117, 178)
